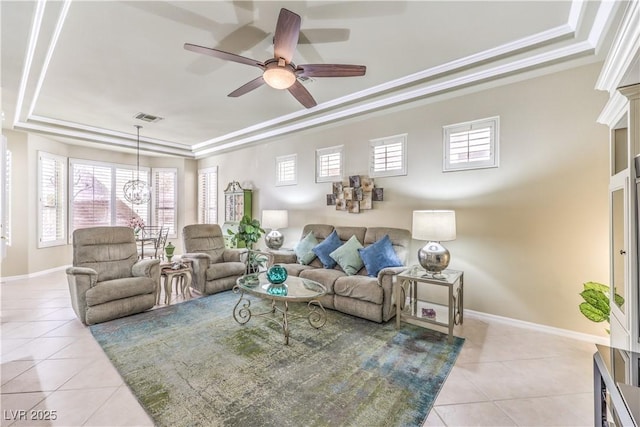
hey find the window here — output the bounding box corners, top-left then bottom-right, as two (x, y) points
(369, 133), (407, 177)
(316, 146), (343, 183)
(276, 154), (297, 186)
(198, 166), (218, 224)
(69, 159), (149, 236)
(153, 168), (177, 237)
(38, 152), (67, 247)
(443, 116), (500, 171)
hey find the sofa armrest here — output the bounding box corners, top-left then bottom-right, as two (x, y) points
(181, 252), (212, 294)
(378, 266), (408, 322)
(132, 258), (160, 281)
(270, 249), (297, 264)
(223, 248), (247, 262)
(65, 266), (98, 325)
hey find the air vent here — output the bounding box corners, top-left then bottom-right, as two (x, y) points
(297, 75), (315, 84)
(134, 112), (164, 123)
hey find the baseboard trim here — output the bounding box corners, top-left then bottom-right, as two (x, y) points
(465, 309), (609, 346)
(0, 264), (70, 283)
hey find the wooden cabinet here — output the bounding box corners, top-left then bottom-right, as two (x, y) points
(224, 181), (252, 222)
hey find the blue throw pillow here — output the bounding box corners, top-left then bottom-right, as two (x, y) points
(312, 230), (343, 269)
(358, 234), (403, 277)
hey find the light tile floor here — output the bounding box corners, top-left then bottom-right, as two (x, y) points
(1, 270), (596, 426)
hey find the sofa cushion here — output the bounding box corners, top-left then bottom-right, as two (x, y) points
(330, 235), (364, 275)
(334, 276), (384, 304)
(85, 277), (156, 307)
(299, 268), (346, 294)
(280, 263), (314, 277)
(312, 230), (342, 269)
(206, 261), (246, 281)
(358, 234), (404, 277)
(294, 232), (318, 265)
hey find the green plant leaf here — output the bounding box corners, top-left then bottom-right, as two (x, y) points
(614, 291), (625, 307)
(579, 302), (608, 322)
(583, 281), (609, 294)
(580, 289), (610, 314)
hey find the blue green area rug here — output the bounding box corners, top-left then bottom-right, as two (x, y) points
(90, 291), (464, 427)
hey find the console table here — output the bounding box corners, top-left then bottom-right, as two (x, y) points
(395, 266), (463, 343)
(593, 344), (640, 426)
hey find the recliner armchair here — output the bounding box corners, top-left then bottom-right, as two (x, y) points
(66, 226), (160, 325)
(181, 224), (247, 295)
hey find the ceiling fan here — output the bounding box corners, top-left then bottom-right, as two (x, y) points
(184, 8), (366, 109)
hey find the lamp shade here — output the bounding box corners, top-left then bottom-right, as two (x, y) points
(261, 210), (289, 230)
(412, 210), (456, 242)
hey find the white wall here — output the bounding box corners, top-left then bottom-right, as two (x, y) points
(199, 62), (610, 336)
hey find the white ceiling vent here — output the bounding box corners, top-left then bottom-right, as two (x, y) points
(297, 75), (315, 84)
(134, 112), (164, 123)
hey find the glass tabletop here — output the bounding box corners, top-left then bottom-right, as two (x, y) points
(236, 272), (327, 301)
(398, 265), (462, 284)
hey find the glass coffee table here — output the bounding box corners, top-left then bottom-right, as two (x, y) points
(233, 272), (327, 345)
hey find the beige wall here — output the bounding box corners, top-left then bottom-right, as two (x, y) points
(0, 131), (196, 277)
(200, 62), (610, 336)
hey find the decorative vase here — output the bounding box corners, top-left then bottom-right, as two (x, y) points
(266, 264), (288, 284)
(267, 283), (288, 296)
(165, 241), (175, 262)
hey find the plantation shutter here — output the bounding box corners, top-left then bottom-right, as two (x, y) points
(444, 117), (499, 171)
(316, 146), (343, 182)
(198, 167), (218, 224)
(276, 154), (297, 186)
(153, 168), (177, 236)
(71, 162), (113, 230)
(369, 134), (407, 177)
(39, 152), (66, 247)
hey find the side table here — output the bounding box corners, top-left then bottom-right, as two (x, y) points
(159, 261), (193, 305)
(395, 266), (463, 343)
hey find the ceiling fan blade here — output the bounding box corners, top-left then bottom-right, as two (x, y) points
(297, 64), (366, 78)
(184, 43), (264, 69)
(228, 76), (266, 97)
(288, 81), (317, 108)
(273, 8), (301, 63)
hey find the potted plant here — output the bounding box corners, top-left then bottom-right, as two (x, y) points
(579, 281), (624, 333)
(227, 215), (266, 273)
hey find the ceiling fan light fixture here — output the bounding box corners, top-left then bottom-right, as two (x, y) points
(263, 60), (296, 90)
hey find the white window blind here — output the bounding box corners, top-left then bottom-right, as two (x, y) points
(198, 167), (218, 224)
(1, 143), (11, 246)
(369, 134), (407, 177)
(316, 146), (343, 183)
(38, 152), (67, 247)
(276, 154), (297, 186)
(443, 116), (500, 171)
(70, 159), (149, 236)
(153, 168), (177, 236)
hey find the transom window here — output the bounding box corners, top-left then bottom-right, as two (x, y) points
(276, 154), (297, 186)
(443, 116), (500, 171)
(369, 133), (407, 177)
(316, 145), (343, 183)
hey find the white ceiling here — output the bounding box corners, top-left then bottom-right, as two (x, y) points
(0, 1), (629, 158)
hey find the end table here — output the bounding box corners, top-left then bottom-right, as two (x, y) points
(394, 266), (463, 343)
(159, 260), (193, 305)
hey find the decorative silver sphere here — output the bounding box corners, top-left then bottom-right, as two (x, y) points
(265, 230), (284, 250)
(418, 242), (450, 278)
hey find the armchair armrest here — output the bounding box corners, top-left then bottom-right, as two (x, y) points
(66, 266), (98, 281)
(223, 248), (247, 263)
(132, 258), (160, 281)
(65, 266), (99, 325)
(181, 252), (212, 294)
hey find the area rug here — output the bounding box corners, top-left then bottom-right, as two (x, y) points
(90, 291), (464, 427)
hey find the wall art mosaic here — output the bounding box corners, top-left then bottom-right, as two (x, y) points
(326, 175), (383, 214)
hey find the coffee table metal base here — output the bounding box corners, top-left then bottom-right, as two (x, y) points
(232, 287), (327, 345)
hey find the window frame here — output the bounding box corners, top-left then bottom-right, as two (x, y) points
(198, 166), (218, 224)
(369, 133), (408, 178)
(443, 116), (500, 172)
(68, 157), (150, 239)
(316, 145), (344, 183)
(38, 151), (67, 248)
(275, 154), (297, 186)
(152, 168), (178, 238)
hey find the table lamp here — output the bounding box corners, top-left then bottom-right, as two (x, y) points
(262, 210), (288, 250)
(412, 210), (456, 278)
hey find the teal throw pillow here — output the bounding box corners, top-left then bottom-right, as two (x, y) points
(294, 232), (318, 265)
(358, 234), (403, 277)
(329, 235), (364, 275)
(312, 230), (342, 269)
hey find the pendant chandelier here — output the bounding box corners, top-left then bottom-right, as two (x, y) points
(123, 125), (151, 205)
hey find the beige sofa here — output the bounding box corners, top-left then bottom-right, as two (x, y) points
(271, 224), (411, 323)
